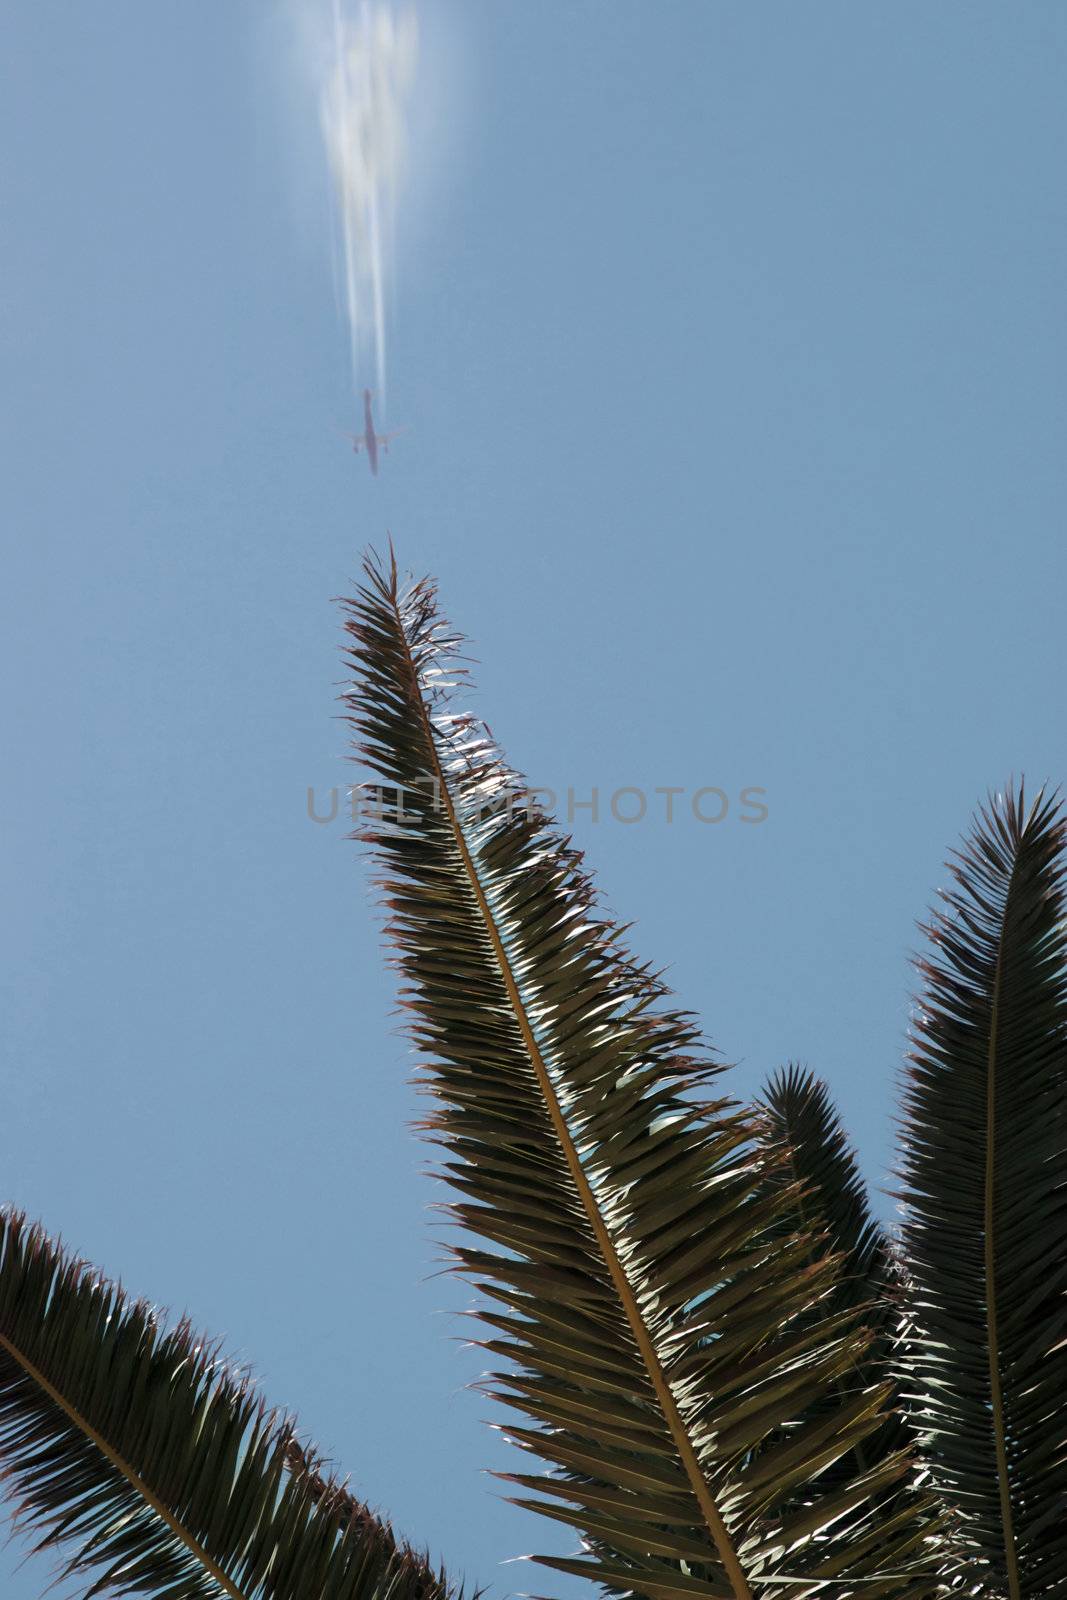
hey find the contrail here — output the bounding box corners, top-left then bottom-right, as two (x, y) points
(320, 0), (417, 410)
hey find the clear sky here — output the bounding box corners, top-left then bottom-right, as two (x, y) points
(1, 2), (1065, 1595)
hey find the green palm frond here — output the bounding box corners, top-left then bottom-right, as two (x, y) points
(900, 784), (1067, 1597)
(756, 1069), (931, 1567)
(0, 1208), (460, 1600)
(758, 1067), (893, 1315)
(341, 551), (941, 1599)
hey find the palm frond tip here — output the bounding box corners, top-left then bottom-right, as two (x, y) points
(341, 549), (940, 1599)
(900, 784), (1067, 1596)
(756, 1068), (933, 1563)
(0, 1208), (458, 1600)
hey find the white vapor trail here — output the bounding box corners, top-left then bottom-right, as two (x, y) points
(320, 0), (417, 408)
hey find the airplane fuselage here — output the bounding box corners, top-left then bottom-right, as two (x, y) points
(362, 390), (379, 475)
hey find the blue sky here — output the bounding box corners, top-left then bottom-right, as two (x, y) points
(1, 2), (1065, 1594)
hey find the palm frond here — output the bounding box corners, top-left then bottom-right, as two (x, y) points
(758, 1067), (893, 1314)
(341, 551), (942, 1599)
(0, 1208), (460, 1600)
(756, 1069), (930, 1564)
(900, 784), (1067, 1597)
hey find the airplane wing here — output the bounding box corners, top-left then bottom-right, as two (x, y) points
(377, 427), (408, 449)
(339, 430), (364, 452)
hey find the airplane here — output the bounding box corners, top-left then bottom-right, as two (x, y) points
(343, 389), (404, 476)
